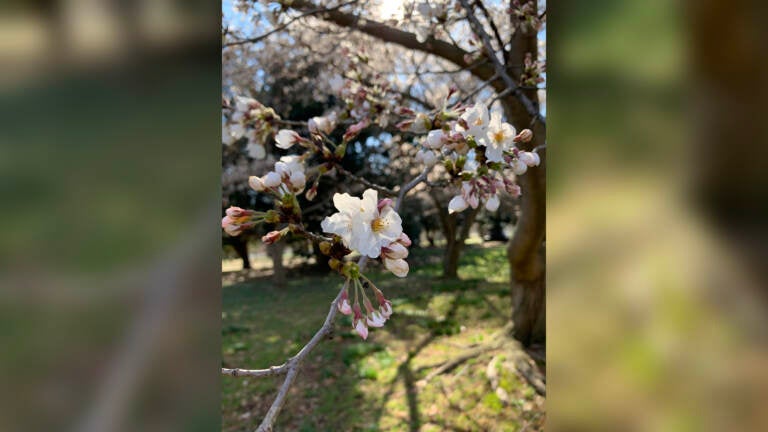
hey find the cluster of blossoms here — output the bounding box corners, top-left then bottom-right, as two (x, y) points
(337, 273), (393, 340)
(398, 100), (539, 214)
(321, 189), (410, 277)
(222, 92), (539, 340)
(248, 154), (307, 195)
(223, 96), (282, 159)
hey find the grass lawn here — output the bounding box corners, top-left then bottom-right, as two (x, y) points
(222, 244), (545, 431)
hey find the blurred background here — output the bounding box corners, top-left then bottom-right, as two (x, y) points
(0, 0), (221, 431)
(1, 0), (767, 431)
(548, 0), (768, 430)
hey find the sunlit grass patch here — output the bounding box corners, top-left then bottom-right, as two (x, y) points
(222, 245), (545, 431)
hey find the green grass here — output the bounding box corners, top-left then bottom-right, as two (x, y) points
(222, 245), (545, 431)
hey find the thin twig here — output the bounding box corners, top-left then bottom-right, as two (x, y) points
(335, 165), (397, 196)
(457, 0), (545, 126)
(247, 168), (427, 431)
(224, 0), (358, 48)
(222, 364), (288, 378)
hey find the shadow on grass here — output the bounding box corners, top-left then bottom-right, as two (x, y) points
(221, 244), (535, 431)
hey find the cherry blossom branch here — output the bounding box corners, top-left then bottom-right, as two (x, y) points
(254, 277), (352, 432)
(223, 0), (358, 48)
(457, 0), (544, 125)
(224, 169), (428, 431)
(334, 165), (397, 196)
(221, 364), (288, 378)
(396, 168), (430, 209)
(284, 0), (544, 125)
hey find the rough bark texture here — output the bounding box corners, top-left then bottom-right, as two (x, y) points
(499, 1), (546, 347)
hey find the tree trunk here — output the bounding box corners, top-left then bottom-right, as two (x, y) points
(501, 1), (546, 347)
(267, 242), (286, 286)
(443, 234), (461, 278)
(232, 237), (251, 270)
(431, 193), (479, 278)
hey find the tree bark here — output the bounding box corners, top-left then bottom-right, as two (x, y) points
(430, 191), (479, 278)
(500, 1), (546, 347)
(267, 242), (286, 286)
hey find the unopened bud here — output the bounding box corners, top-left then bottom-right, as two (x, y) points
(262, 230), (283, 245)
(377, 198), (394, 211)
(249, 176), (265, 192)
(305, 184), (318, 201)
(513, 129), (533, 143)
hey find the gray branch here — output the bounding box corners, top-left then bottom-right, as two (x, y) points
(222, 168), (429, 431)
(457, 0), (545, 126)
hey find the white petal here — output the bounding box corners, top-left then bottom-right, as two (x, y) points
(485, 195), (500, 212)
(361, 189), (378, 213)
(384, 242), (409, 259)
(321, 213), (352, 241)
(448, 195), (468, 214)
(485, 143), (504, 163)
(289, 171), (306, 189)
(262, 171), (282, 187)
(333, 193), (361, 214)
(354, 320), (369, 339)
(378, 207), (403, 241)
(275, 129), (297, 149)
(384, 258), (409, 277)
(511, 159), (528, 175)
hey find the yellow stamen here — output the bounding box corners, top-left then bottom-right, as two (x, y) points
(371, 218), (386, 233)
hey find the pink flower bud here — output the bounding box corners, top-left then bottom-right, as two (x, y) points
(384, 258), (409, 278)
(395, 119), (414, 131)
(352, 303), (368, 339)
(262, 230), (282, 245)
(379, 300), (393, 318)
(225, 206), (253, 218)
(513, 128), (533, 143)
(382, 242), (409, 260)
(354, 319), (369, 339)
(377, 198), (394, 212)
(305, 184), (318, 201)
(398, 233), (412, 247)
(249, 176), (265, 192)
(343, 119), (369, 141)
(338, 289), (352, 315)
(485, 195), (500, 212)
(425, 129), (446, 149)
(289, 171), (306, 190)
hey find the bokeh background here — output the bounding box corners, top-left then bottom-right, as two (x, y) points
(0, 1), (222, 431)
(548, 0), (768, 430)
(0, 0), (766, 431)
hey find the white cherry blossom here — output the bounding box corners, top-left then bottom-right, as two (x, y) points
(484, 112), (516, 163)
(518, 151), (540, 167)
(275, 129), (301, 149)
(459, 103), (490, 141)
(321, 189), (403, 258)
